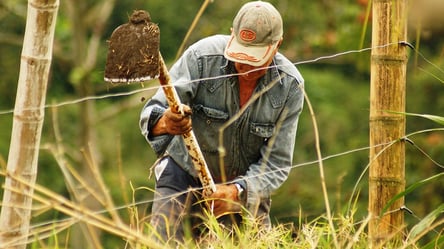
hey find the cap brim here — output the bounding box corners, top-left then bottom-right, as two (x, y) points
(224, 35), (278, 67)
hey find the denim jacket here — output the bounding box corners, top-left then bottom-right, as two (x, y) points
(140, 35), (304, 212)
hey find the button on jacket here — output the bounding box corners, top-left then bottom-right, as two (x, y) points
(140, 35), (304, 212)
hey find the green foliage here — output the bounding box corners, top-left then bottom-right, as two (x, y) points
(0, 0), (443, 247)
(382, 172), (444, 216)
(408, 204), (444, 242)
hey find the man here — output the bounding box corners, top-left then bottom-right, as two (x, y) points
(140, 1), (304, 242)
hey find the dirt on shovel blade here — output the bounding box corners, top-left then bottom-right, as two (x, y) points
(104, 10), (160, 83)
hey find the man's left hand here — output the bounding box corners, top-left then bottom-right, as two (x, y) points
(207, 184), (242, 217)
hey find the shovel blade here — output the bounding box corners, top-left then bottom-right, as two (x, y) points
(104, 10), (160, 83)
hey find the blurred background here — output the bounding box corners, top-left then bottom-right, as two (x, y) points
(0, 0), (443, 247)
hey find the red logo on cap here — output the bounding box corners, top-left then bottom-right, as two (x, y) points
(239, 29), (256, 42)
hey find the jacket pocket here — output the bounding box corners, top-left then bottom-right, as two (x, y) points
(192, 104), (229, 152)
(194, 104), (229, 120)
(245, 123), (275, 161)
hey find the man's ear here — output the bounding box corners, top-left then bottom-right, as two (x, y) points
(273, 38), (283, 56)
(277, 37), (283, 48)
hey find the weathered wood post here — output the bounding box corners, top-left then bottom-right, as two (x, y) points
(0, 0), (59, 248)
(369, 0), (408, 245)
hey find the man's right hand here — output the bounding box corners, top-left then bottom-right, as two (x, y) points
(151, 105), (193, 136)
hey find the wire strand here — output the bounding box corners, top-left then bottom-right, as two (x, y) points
(1, 41), (442, 116)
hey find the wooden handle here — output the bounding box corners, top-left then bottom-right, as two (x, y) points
(157, 52), (216, 196)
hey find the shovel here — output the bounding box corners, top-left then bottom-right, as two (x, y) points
(104, 10), (216, 197)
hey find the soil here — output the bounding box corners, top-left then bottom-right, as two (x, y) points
(104, 10), (160, 83)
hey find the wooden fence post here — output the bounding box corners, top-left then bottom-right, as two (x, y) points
(0, 1), (59, 248)
(369, 0), (408, 245)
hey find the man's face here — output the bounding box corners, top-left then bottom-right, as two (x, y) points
(234, 55), (274, 82)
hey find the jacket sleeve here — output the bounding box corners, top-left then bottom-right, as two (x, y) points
(139, 95), (172, 156)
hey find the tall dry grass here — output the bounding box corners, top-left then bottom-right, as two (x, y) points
(1, 95), (443, 248)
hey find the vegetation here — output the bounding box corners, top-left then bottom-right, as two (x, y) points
(0, 0), (443, 248)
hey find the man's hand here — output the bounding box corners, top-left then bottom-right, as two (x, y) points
(152, 105), (192, 136)
(208, 184), (242, 217)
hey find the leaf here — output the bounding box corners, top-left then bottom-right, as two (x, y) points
(417, 114), (444, 126)
(408, 203), (444, 240)
(386, 111), (444, 126)
(381, 172), (444, 215)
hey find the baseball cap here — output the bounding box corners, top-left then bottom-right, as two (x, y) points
(224, 1), (283, 66)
